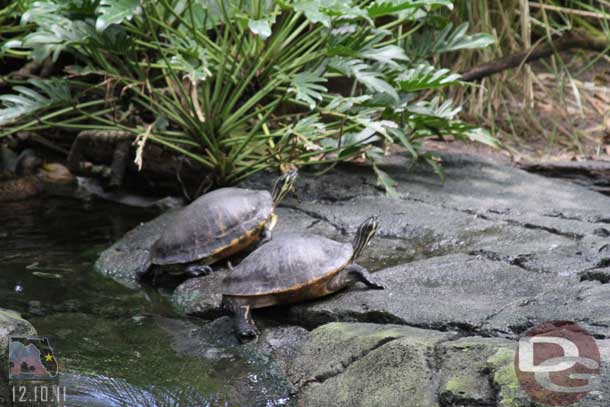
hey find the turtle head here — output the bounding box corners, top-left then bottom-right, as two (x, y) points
(271, 170), (298, 207)
(38, 163), (74, 183)
(15, 150), (43, 176)
(351, 216), (380, 261)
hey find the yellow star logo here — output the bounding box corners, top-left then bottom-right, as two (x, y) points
(44, 353), (53, 362)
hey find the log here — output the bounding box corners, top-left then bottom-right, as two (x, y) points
(66, 130), (209, 197)
(461, 30), (610, 82)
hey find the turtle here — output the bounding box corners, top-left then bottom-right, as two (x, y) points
(221, 216), (383, 340)
(0, 149), (75, 203)
(143, 170), (298, 281)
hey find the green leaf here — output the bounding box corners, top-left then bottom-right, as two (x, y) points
(422, 152), (445, 182)
(18, 2), (96, 62)
(360, 45), (409, 68)
(326, 95), (372, 113)
(344, 128), (380, 146)
(387, 127), (418, 157)
(21, 1), (62, 25)
(96, 0), (141, 32)
(406, 96), (461, 120)
(291, 115), (326, 139)
(355, 112), (398, 140)
(410, 23), (495, 58)
(463, 127), (500, 148)
(337, 144), (362, 159)
(396, 64), (461, 92)
(158, 37), (212, 81)
(433, 23), (495, 53)
(0, 80), (71, 126)
(248, 16), (275, 39)
(289, 71), (328, 110)
(289, 115), (326, 150)
(329, 58), (398, 102)
(367, 0), (453, 18)
(165, 54), (212, 81)
(293, 0), (368, 27)
(372, 162), (398, 197)
(293, 0), (331, 27)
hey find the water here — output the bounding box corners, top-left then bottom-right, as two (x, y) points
(0, 197), (292, 407)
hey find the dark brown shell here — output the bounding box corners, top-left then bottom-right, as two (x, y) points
(0, 176), (43, 202)
(222, 233), (353, 296)
(151, 187), (272, 265)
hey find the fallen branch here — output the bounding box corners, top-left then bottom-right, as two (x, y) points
(461, 31), (610, 82)
(529, 3), (610, 20)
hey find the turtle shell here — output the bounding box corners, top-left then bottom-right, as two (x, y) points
(151, 187), (273, 265)
(223, 233), (353, 296)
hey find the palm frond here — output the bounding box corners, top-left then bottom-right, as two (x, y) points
(0, 80), (72, 127)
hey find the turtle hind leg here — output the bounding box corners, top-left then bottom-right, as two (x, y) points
(328, 264), (384, 292)
(225, 300), (259, 342)
(184, 264), (213, 277)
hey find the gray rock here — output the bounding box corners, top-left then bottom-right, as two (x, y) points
(288, 322), (454, 407)
(579, 266), (610, 284)
(485, 280), (610, 337)
(171, 270), (228, 318)
(437, 337), (514, 406)
(100, 152), (610, 404)
(157, 316), (295, 406)
(286, 253), (573, 335)
(0, 308), (37, 363)
(94, 209), (182, 287)
(257, 326), (310, 377)
(269, 155), (610, 339)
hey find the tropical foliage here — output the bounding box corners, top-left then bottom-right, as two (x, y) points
(0, 0), (497, 191)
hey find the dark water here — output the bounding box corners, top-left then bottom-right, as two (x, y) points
(0, 197), (291, 407)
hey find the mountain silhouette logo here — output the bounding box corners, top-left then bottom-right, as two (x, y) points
(8, 336), (59, 382)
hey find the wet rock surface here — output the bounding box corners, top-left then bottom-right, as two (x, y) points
(94, 208), (182, 287)
(156, 316), (295, 405)
(97, 152), (610, 406)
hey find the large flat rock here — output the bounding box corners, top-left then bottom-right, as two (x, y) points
(289, 325), (610, 407)
(172, 153), (610, 339)
(287, 322), (455, 407)
(284, 253), (574, 335)
(99, 152), (610, 405)
(94, 209), (183, 287)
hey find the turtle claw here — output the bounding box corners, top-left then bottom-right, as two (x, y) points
(369, 281), (384, 290)
(238, 327), (259, 343)
(232, 304), (258, 342)
(184, 264), (213, 277)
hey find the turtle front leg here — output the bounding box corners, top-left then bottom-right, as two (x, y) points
(224, 299), (259, 342)
(260, 213), (277, 244)
(250, 216), (276, 252)
(328, 263), (384, 292)
(184, 264), (213, 277)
